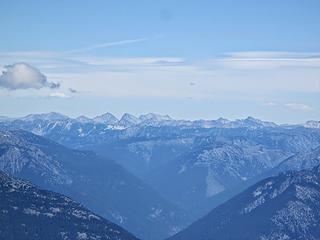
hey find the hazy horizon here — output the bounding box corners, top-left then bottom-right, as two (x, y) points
(0, 110), (317, 125)
(1, 2), (320, 240)
(1, 1), (319, 123)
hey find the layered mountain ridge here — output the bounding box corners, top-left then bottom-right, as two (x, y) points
(168, 166), (320, 240)
(1, 113), (320, 239)
(0, 170), (139, 240)
(1, 113), (320, 219)
(0, 130), (189, 240)
(2, 111), (319, 129)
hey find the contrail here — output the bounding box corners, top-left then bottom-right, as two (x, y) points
(64, 38), (148, 54)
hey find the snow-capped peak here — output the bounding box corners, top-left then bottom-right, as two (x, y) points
(20, 112), (69, 121)
(304, 120), (320, 129)
(75, 115), (93, 123)
(139, 113), (173, 122)
(93, 113), (118, 124)
(215, 117), (230, 124)
(232, 116), (278, 128)
(118, 113), (141, 127)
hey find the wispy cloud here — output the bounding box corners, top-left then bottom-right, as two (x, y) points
(284, 103), (315, 111)
(262, 102), (278, 107)
(0, 37), (148, 59)
(0, 51), (319, 103)
(219, 51), (320, 69)
(262, 101), (315, 111)
(224, 51), (320, 59)
(64, 38), (148, 54)
(66, 57), (186, 69)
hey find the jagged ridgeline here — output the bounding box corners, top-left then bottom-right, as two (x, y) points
(0, 113), (320, 239)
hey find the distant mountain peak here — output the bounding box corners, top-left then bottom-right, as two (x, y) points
(304, 120), (320, 129)
(235, 116), (278, 128)
(21, 112), (69, 121)
(75, 115), (93, 123)
(93, 112), (118, 124)
(139, 113), (173, 122)
(245, 116), (260, 121)
(121, 113), (138, 120)
(119, 113), (141, 127)
(216, 117), (230, 121)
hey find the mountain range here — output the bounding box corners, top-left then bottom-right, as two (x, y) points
(0, 130), (188, 240)
(144, 126), (320, 216)
(0, 112), (320, 239)
(168, 165), (320, 240)
(2, 112), (320, 129)
(1, 114), (320, 214)
(0, 170), (139, 240)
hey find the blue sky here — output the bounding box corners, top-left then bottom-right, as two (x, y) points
(0, 0), (319, 123)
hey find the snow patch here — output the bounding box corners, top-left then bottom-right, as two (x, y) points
(77, 232), (88, 240)
(178, 165), (186, 174)
(23, 208), (40, 216)
(206, 168), (225, 197)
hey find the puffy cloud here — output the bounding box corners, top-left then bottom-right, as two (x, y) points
(0, 62), (59, 90)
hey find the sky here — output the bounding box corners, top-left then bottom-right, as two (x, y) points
(0, 0), (319, 123)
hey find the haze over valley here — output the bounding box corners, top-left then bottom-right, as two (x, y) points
(1, 1), (320, 239)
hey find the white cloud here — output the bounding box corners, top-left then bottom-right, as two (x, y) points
(0, 63), (59, 90)
(225, 51), (320, 59)
(49, 92), (70, 98)
(284, 103), (314, 111)
(0, 51), (319, 102)
(65, 56), (186, 68)
(219, 51), (320, 69)
(262, 102), (315, 112)
(262, 102), (278, 107)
